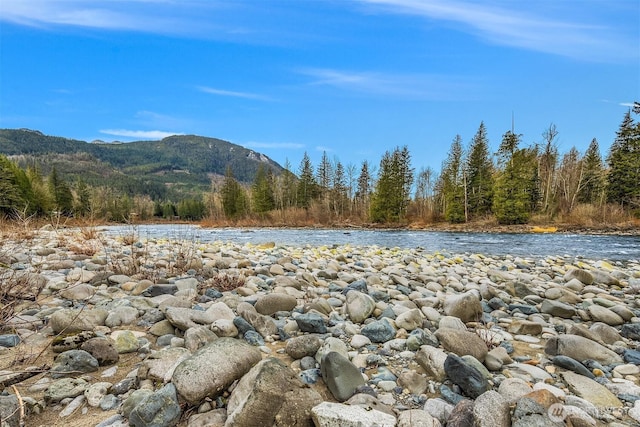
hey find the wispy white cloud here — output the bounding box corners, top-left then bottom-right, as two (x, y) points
(355, 0), (636, 62)
(99, 129), (182, 139)
(619, 102), (636, 108)
(245, 141), (304, 149)
(0, 0), (229, 36)
(197, 86), (273, 101)
(298, 68), (476, 100)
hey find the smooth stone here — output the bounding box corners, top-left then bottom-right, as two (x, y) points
(443, 291), (482, 323)
(85, 382), (112, 407)
(395, 308), (423, 331)
(112, 330), (140, 354)
(545, 335), (622, 365)
(540, 300), (577, 318)
(589, 322), (622, 344)
(345, 290), (376, 323)
(0, 335), (20, 348)
(423, 398), (454, 424)
(51, 349), (99, 378)
(446, 399), (475, 427)
(315, 337), (349, 364)
(286, 334), (322, 359)
(44, 378), (89, 403)
(105, 306), (139, 328)
(184, 326), (218, 352)
(128, 383), (181, 427)
(49, 308), (109, 334)
(254, 293), (297, 315)
(435, 327), (488, 362)
(321, 351), (365, 402)
(80, 337), (119, 366)
(416, 345), (448, 381)
(0, 395), (20, 427)
(560, 371), (623, 408)
(350, 334), (371, 349)
(586, 304), (624, 326)
(485, 346), (513, 371)
(444, 354), (490, 399)
(508, 320), (543, 336)
(564, 269), (594, 285)
(552, 355), (595, 379)
(438, 316), (467, 330)
(225, 357), (322, 427)
(311, 401), (396, 427)
(621, 323), (640, 340)
(172, 338), (262, 405)
(497, 378), (533, 404)
(473, 390), (510, 427)
(397, 409), (439, 427)
(295, 312), (327, 334)
(360, 319), (396, 343)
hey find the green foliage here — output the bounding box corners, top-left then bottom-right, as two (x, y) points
(74, 178), (91, 216)
(221, 167), (249, 219)
(370, 146), (414, 223)
(465, 122), (494, 217)
(177, 198), (207, 220)
(578, 138), (606, 204)
(438, 135), (465, 223)
(493, 132), (538, 224)
(252, 165), (275, 214)
(48, 167), (74, 215)
(607, 109), (640, 206)
(0, 155), (24, 216)
(296, 152), (318, 208)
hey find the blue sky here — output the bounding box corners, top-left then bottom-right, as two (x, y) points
(1, 0), (638, 175)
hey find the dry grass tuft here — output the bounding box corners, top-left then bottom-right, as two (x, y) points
(201, 273), (246, 293)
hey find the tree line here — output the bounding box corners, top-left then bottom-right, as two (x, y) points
(1, 105), (638, 225)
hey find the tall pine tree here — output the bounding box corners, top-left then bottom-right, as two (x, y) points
(465, 122), (494, 218)
(578, 138), (606, 205)
(607, 109), (640, 207)
(438, 135), (465, 223)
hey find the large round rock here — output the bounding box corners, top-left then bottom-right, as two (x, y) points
(254, 293), (298, 316)
(172, 338), (262, 404)
(226, 357), (322, 426)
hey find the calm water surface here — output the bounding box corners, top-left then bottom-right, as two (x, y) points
(103, 225), (640, 262)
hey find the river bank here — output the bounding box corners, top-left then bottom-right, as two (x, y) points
(0, 227), (639, 426)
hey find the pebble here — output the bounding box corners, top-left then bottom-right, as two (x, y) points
(2, 228), (639, 427)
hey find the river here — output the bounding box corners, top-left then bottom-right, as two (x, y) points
(101, 225), (640, 263)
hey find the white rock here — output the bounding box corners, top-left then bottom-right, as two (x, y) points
(311, 401), (396, 427)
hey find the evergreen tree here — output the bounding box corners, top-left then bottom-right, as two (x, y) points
(221, 167), (248, 219)
(370, 146), (414, 223)
(438, 135), (465, 223)
(177, 198), (207, 220)
(0, 155), (23, 216)
(316, 151), (333, 190)
(493, 132), (538, 224)
(331, 160), (348, 217)
(74, 178), (91, 216)
(252, 164), (275, 214)
(26, 165), (52, 215)
(355, 161), (372, 218)
(607, 109), (640, 206)
(296, 152), (318, 208)
(465, 122), (494, 217)
(48, 167), (74, 215)
(578, 138), (606, 205)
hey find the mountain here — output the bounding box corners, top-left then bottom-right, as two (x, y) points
(0, 129), (284, 200)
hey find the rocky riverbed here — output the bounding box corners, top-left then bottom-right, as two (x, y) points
(0, 225), (639, 427)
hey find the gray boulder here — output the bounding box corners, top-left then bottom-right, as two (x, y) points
(50, 349), (99, 378)
(473, 390), (511, 427)
(345, 290), (376, 323)
(254, 293), (298, 315)
(360, 318), (396, 343)
(443, 292), (482, 323)
(435, 327), (488, 362)
(172, 338), (262, 404)
(49, 308), (108, 334)
(540, 300), (576, 318)
(311, 402), (396, 427)
(545, 335), (622, 365)
(128, 383), (181, 427)
(320, 351), (365, 402)
(225, 357), (322, 426)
